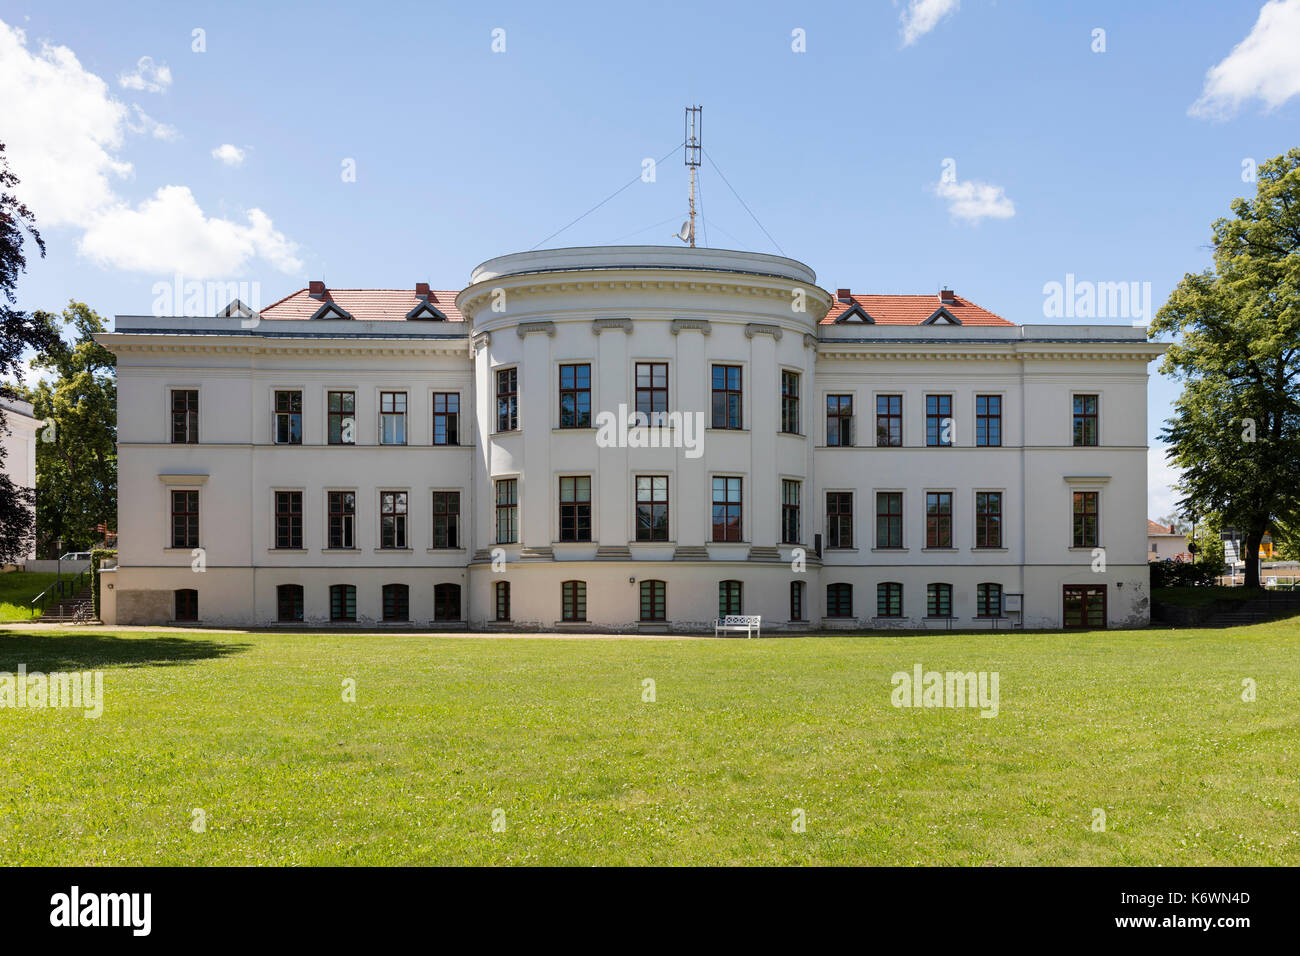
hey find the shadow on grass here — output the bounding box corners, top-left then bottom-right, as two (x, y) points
(0, 632), (250, 670)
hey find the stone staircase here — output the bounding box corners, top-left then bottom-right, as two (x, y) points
(40, 583), (95, 623)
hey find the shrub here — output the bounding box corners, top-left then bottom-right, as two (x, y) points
(1150, 559), (1216, 589)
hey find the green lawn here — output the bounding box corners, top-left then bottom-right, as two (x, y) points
(0, 572), (60, 621)
(1, 620), (1297, 866)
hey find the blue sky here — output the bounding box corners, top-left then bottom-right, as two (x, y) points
(3, 0), (1299, 517)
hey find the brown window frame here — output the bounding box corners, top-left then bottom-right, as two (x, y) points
(328, 390), (356, 445)
(977, 583), (1003, 618)
(379, 391), (407, 445)
(327, 491), (356, 550)
(495, 479), (518, 544)
(826, 491), (853, 549)
(827, 394), (853, 447)
(432, 392), (459, 445)
(1063, 584), (1106, 629)
(975, 394), (1001, 447)
(561, 580), (587, 622)
(171, 389), (198, 444)
(1073, 491), (1099, 548)
(558, 476), (592, 542)
(876, 491), (903, 549)
(494, 581), (511, 622)
(273, 390), (303, 445)
(432, 491), (460, 549)
(781, 370), (800, 434)
(781, 479), (800, 545)
(876, 582), (903, 618)
(382, 583), (410, 622)
(926, 492), (952, 549)
(330, 584), (356, 622)
(274, 490), (303, 550)
(925, 394), (953, 447)
(927, 583), (953, 618)
(171, 489), (199, 549)
(380, 491), (408, 550)
(635, 475), (669, 542)
(876, 394), (902, 447)
(711, 365), (743, 430)
(174, 588), (198, 622)
(558, 364), (592, 429)
(639, 580), (666, 622)
(1073, 394), (1099, 447)
(718, 580), (743, 618)
(711, 476), (743, 542)
(790, 580), (805, 621)
(975, 491), (1003, 549)
(276, 584), (304, 623)
(635, 362), (668, 420)
(496, 368), (518, 433)
(826, 582), (853, 618)
(434, 583), (461, 622)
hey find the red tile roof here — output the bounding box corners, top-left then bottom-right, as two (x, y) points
(821, 293), (1013, 326)
(260, 288), (464, 322)
(1147, 520), (1179, 535)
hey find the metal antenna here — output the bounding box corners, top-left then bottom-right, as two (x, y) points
(683, 106), (702, 248)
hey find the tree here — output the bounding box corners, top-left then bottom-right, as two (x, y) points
(0, 141), (59, 564)
(1155, 513), (1191, 534)
(27, 302), (116, 554)
(1151, 148), (1300, 590)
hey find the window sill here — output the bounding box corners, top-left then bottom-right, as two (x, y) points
(162, 547), (201, 553)
(705, 427), (748, 433)
(492, 430), (521, 438)
(375, 548), (414, 554)
(971, 547), (1009, 553)
(322, 548), (361, 553)
(426, 547), (467, 554)
(1067, 546), (1102, 552)
(922, 547), (958, 553)
(870, 548), (909, 553)
(271, 548), (308, 554)
(553, 427), (597, 434)
(825, 547), (859, 553)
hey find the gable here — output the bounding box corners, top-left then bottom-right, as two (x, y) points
(922, 307), (962, 325)
(308, 301), (355, 321)
(834, 304), (874, 324)
(405, 301), (449, 321)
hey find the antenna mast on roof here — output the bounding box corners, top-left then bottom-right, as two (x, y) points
(679, 106), (702, 248)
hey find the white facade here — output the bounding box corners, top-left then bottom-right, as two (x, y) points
(99, 246), (1165, 630)
(1, 397), (42, 562)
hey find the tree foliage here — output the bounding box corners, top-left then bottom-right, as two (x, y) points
(27, 302), (116, 554)
(1151, 148), (1300, 589)
(0, 141), (58, 564)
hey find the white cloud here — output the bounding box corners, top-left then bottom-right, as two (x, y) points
(80, 185), (302, 276)
(1148, 443), (1183, 520)
(126, 104), (179, 141)
(118, 55), (171, 93)
(211, 143), (245, 166)
(0, 19), (299, 277)
(933, 177), (1015, 223)
(901, 0), (960, 46)
(1189, 0), (1300, 118)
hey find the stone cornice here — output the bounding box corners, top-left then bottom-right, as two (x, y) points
(816, 343), (1165, 362)
(101, 335), (471, 359)
(670, 318), (712, 336)
(516, 321), (557, 338)
(591, 318), (633, 334)
(456, 270), (834, 323)
(744, 323), (783, 341)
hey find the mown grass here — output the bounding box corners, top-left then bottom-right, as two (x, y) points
(0, 620), (1297, 866)
(0, 573), (60, 621)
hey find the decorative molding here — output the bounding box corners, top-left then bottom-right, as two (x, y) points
(516, 321), (556, 339)
(595, 544), (633, 559)
(744, 323), (783, 341)
(158, 473), (209, 485)
(803, 333), (818, 349)
(670, 318), (712, 336)
(519, 546), (555, 559)
(747, 545), (783, 562)
(471, 332), (491, 354)
(591, 318), (633, 335)
(672, 545), (709, 560)
(1063, 474), (1112, 485)
(816, 346), (1162, 363)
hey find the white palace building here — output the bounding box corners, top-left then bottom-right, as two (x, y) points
(97, 246), (1165, 631)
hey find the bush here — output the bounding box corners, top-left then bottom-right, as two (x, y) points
(1150, 559), (1217, 589)
(90, 548), (117, 619)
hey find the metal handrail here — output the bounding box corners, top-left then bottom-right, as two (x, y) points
(30, 567), (92, 618)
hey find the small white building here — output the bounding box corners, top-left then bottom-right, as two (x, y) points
(1, 397), (42, 563)
(97, 246), (1165, 630)
(1146, 520), (1189, 562)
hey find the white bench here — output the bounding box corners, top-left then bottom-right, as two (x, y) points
(715, 614), (761, 638)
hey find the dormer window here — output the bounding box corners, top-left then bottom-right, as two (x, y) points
(308, 301), (354, 321)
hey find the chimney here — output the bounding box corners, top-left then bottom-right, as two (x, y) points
(415, 282), (430, 299)
(939, 288), (955, 303)
(308, 280), (326, 299)
(836, 288), (852, 303)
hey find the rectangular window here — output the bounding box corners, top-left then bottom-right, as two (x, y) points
(976, 394), (1001, 447)
(876, 492), (903, 549)
(434, 583), (461, 622)
(1073, 491), (1099, 548)
(327, 491), (356, 549)
(781, 480), (800, 545)
(790, 581), (804, 621)
(711, 476), (743, 542)
(718, 580), (743, 618)
(275, 491), (303, 550)
(273, 390), (303, 445)
(380, 491), (408, 549)
(926, 394), (953, 447)
(276, 584), (303, 623)
(379, 391), (407, 445)
(496, 368), (518, 432)
(926, 492), (952, 549)
(559, 364), (591, 428)
(976, 492), (1003, 549)
(558, 476), (592, 542)
(561, 581), (587, 622)
(635, 363), (668, 419)
(432, 491), (460, 549)
(1073, 394), (1099, 446)
(977, 583), (1003, 618)
(1063, 584), (1106, 629)
(876, 394), (902, 447)
(927, 583), (953, 618)
(171, 389), (198, 444)
(826, 583), (853, 618)
(495, 581), (511, 621)
(171, 490), (199, 548)
(826, 492), (853, 549)
(382, 583), (409, 622)
(827, 394), (853, 447)
(495, 479), (518, 544)
(328, 391), (355, 445)
(174, 588), (198, 622)
(330, 584), (356, 622)
(432, 392), (459, 445)
(639, 580), (666, 622)
(781, 370), (800, 434)
(711, 365), (742, 429)
(877, 582), (903, 618)
(635, 476), (669, 542)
